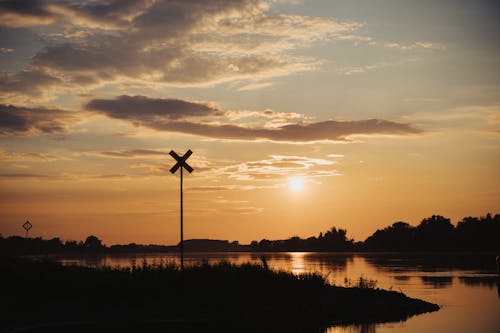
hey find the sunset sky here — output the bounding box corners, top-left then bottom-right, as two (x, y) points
(1, 0), (499, 245)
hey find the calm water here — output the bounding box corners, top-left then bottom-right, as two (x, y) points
(45, 252), (500, 333)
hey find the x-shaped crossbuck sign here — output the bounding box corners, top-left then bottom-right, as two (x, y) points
(169, 149), (193, 174)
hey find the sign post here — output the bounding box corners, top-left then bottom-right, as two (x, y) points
(23, 220), (32, 238)
(169, 149), (193, 270)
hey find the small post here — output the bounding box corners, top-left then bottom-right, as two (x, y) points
(23, 220), (32, 238)
(169, 149), (193, 270)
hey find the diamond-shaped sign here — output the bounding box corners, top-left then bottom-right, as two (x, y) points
(23, 220), (32, 231)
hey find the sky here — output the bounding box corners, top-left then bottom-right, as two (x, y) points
(0, 0), (499, 245)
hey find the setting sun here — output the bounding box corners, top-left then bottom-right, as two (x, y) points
(289, 177), (304, 192)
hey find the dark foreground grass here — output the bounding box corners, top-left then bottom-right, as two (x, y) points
(0, 255), (439, 332)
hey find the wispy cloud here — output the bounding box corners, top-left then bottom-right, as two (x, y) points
(207, 155), (340, 181)
(187, 184), (280, 192)
(338, 58), (418, 76)
(384, 41), (446, 51)
(0, 47), (15, 54)
(94, 149), (167, 159)
(0, 172), (129, 181)
(0, 173), (49, 179)
(0, 149), (67, 162)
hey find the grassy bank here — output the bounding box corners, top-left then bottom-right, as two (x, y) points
(1, 255), (439, 332)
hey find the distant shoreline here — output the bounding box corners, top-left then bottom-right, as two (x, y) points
(2, 213), (498, 254)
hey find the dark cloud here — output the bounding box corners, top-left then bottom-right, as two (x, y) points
(87, 95), (422, 142)
(133, 0), (261, 39)
(0, 69), (62, 97)
(154, 119), (421, 142)
(86, 95), (223, 120)
(65, 0), (152, 29)
(0, 0), (152, 28)
(0, 0), (52, 20)
(32, 41), (174, 76)
(0, 104), (78, 135)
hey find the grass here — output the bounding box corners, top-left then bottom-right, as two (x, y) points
(1, 254), (439, 332)
(342, 276), (378, 289)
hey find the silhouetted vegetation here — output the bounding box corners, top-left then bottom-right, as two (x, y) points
(1, 213), (498, 255)
(0, 235), (176, 255)
(248, 213), (499, 252)
(363, 213), (500, 251)
(250, 226), (356, 252)
(1, 255), (438, 331)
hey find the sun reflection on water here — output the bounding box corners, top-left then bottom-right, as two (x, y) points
(289, 252), (307, 275)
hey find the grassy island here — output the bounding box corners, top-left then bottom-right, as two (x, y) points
(1, 255), (439, 332)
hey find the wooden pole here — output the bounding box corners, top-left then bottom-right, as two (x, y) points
(180, 166), (184, 270)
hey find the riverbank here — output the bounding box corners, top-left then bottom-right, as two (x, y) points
(1, 255), (439, 332)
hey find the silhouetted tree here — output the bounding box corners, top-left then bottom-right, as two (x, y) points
(455, 213), (500, 251)
(84, 235), (103, 249)
(415, 215), (453, 250)
(364, 221), (415, 251)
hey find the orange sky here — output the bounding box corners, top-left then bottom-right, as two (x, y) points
(1, 0), (499, 245)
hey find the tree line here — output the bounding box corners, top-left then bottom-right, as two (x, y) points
(363, 213), (500, 251)
(251, 213), (499, 252)
(1, 213), (498, 254)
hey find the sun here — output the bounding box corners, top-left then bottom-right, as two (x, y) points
(289, 177), (304, 191)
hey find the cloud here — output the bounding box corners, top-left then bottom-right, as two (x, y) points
(157, 154), (341, 192)
(1, 0), (364, 96)
(237, 81), (274, 91)
(0, 47), (15, 54)
(187, 184), (280, 192)
(211, 155), (340, 181)
(125, 152), (340, 184)
(0, 173), (49, 179)
(0, 149), (66, 162)
(0, 69), (62, 99)
(219, 206), (264, 215)
(87, 95), (223, 120)
(384, 41), (446, 51)
(95, 149), (167, 158)
(0, 172), (128, 181)
(0, 0), (57, 27)
(0, 103), (79, 135)
(153, 119), (421, 142)
(87, 95), (422, 142)
(338, 58), (418, 76)
(0, 0), (152, 29)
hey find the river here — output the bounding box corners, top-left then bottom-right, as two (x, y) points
(44, 252), (500, 332)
